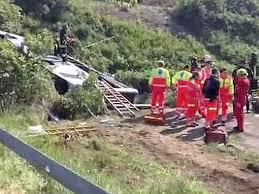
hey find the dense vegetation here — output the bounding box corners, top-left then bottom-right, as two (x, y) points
(174, 0), (259, 64)
(0, 0), (258, 193)
(0, 109), (211, 193)
(0, 0), (258, 113)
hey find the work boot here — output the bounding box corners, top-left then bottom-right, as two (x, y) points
(186, 120), (197, 127)
(236, 128), (244, 133)
(229, 127), (244, 134)
(178, 114), (186, 120)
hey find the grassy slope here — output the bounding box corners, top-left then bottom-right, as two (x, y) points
(1, 0), (257, 193)
(0, 108), (211, 194)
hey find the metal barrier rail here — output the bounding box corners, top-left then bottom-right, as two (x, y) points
(0, 128), (109, 194)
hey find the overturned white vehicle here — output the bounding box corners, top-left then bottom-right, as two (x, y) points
(42, 55), (138, 103)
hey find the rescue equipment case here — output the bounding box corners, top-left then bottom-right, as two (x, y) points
(204, 127), (228, 145)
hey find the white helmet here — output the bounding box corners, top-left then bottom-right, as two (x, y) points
(204, 54), (212, 63)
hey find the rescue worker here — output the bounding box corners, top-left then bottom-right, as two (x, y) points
(244, 62), (254, 113)
(249, 53), (257, 89)
(196, 66), (206, 118)
(185, 71), (200, 127)
(233, 60), (246, 81)
(232, 61), (243, 114)
(232, 60), (253, 113)
(54, 39), (61, 56)
(219, 68), (234, 123)
(171, 65), (192, 118)
(200, 54), (213, 86)
(199, 55), (213, 119)
(60, 25), (70, 46)
(190, 57), (198, 72)
(202, 68), (220, 128)
(232, 69), (250, 133)
(149, 61), (170, 116)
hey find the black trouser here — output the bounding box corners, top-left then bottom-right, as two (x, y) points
(246, 96), (250, 112)
(246, 86), (252, 112)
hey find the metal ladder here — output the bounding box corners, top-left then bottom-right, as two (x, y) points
(28, 126), (96, 137)
(97, 80), (139, 117)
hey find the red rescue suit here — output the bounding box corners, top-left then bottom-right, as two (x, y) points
(176, 80), (189, 109)
(219, 77), (234, 121)
(203, 75), (220, 126)
(149, 68), (170, 115)
(185, 80), (199, 120)
(234, 77), (250, 131)
(196, 75), (206, 118)
(205, 99), (218, 122)
(172, 70), (192, 112)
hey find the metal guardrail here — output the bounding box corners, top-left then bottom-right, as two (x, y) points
(0, 128), (109, 194)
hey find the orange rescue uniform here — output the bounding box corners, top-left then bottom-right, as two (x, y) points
(219, 76), (234, 121)
(171, 70), (192, 111)
(185, 80), (200, 120)
(149, 67), (170, 115)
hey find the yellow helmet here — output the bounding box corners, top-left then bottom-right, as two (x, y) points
(237, 68), (248, 76)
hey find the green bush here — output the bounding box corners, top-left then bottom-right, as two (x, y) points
(115, 70), (150, 93)
(0, 40), (57, 110)
(206, 31), (259, 64)
(108, 0), (138, 7)
(52, 73), (104, 119)
(175, 0), (259, 63)
(26, 29), (54, 55)
(59, 8), (207, 74)
(14, 0), (71, 22)
(0, 0), (23, 33)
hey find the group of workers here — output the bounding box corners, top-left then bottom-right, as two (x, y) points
(149, 54), (252, 133)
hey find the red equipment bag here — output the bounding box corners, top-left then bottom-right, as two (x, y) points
(204, 127), (228, 145)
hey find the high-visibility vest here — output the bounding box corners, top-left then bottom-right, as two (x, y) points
(149, 67), (170, 88)
(171, 70), (192, 87)
(219, 77), (234, 95)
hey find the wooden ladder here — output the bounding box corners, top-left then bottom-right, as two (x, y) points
(97, 80), (139, 118)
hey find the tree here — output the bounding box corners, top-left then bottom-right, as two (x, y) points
(0, 0), (23, 33)
(14, 0), (71, 22)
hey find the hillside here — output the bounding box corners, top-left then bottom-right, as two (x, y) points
(0, 0), (259, 193)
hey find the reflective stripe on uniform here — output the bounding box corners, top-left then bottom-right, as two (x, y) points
(208, 107), (217, 111)
(178, 85), (189, 88)
(187, 104), (196, 107)
(153, 84), (166, 87)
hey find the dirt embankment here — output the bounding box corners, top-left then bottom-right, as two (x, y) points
(96, 119), (259, 194)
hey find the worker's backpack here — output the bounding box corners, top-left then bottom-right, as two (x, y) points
(204, 127), (228, 145)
